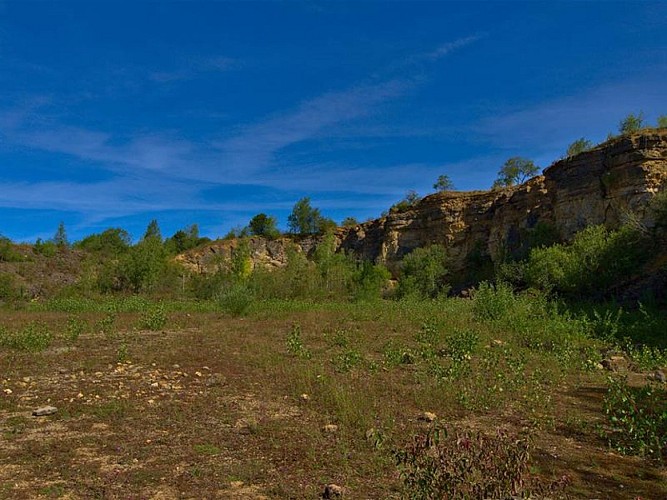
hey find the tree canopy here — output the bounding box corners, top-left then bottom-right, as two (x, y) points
(287, 197), (335, 235)
(492, 157), (539, 188)
(248, 213), (280, 239)
(433, 174), (455, 192)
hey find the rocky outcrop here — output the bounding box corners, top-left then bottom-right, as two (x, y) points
(174, 235), (322, 274)
(180, 131), (667, 280)
(337, 131), (667, 279)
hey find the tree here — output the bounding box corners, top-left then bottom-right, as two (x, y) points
(566, 138), (593, 157)
(342, 217), (359, 228)
(248, 213), (280, 239)
(492, 157), (539, 188)
(658, 115), (667, 129)
(165, 224), (207, 254)
(143, 219), (162, 242)
(53, 221), (69, 248)
(288, 197), (334, 235)
(619, 112), (644, 135)
(390, 190), (421, 213)
(433, 174), (455, 192)
(76, 227), (131, 256)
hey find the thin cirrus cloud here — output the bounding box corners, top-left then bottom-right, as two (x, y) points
(474, 75), (667, 153)
(213, 78), (413, 176)
(0, 35), (481, 238)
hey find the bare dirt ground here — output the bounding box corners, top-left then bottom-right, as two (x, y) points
(1, 310), (666, 499)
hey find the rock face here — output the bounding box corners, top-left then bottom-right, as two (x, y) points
(179, 131), (667, 281)
(174, 235), (322, 274)
(338, 131), (667, 279)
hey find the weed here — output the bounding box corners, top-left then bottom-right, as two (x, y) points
(95, 311), (117, 337)
(116, 343), (129, 363)
(472, 281), (516, 321)
(286, 324), (311, 359)
(333, 348), (364, 373)
(394, 423), (569, 499)
(138, 302), (167, 330)
(383, 341), (416, 367)
(65, 316), (87, 344)
(0, 322), (53, 352)
(603, 376), (667, 460)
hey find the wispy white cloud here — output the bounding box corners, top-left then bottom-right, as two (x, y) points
(474, 75), (667, 157)
(214, 79), (411, 174)
(0, 35), (482, 234)
(424, 35), (483, 61)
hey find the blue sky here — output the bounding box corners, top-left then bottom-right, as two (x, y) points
(0, 1), (666, 243)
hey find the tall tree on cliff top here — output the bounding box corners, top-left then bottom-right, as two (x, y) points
(492, 157), (539, 188)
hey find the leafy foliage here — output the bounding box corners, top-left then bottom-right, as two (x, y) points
(390, 190), (421, 214)
(492, 157), (539, 188)
(523, 225), (649, 297)
(604, 376), (667, 460)
(397, 245), (448, 299)
(566, 137), (593, 157)
(165, 224), (209, 254)
(287, 197), (335, 235)
(433, 174), (455, 192)
(658, 115), (667, 129)
(76, 228), (131, 257)
(248, 213), (280, 239)
(619, 112), (644, 134)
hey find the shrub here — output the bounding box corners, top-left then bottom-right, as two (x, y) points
(139, 302), (168, 330)
(397, 245), (449, 299)
(619, 112), (644, 134)
(390, 190), (421, 214)
(524, 225), (649, 297)
(394, 424), (569, 499)
(472, 281), (516, 321)
(286, 323), (311, 359)
(0, 237), (24, 262)
(0, 322), (53, 352)
(217, 284), (254, 317)
(566, 137), (593, 157)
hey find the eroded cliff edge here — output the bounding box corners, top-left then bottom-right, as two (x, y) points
(178, 131), (667, 279)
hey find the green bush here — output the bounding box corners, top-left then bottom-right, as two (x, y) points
(472, 281), (517, 321)
(217, 284), (254, 317)
(0, 322), (53, 352)
(397, 245), (449, 299)
(139, 302), (168, 330)
(524, 225), (649, 297)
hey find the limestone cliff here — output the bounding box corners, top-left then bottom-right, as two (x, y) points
(179, 131), (667, 279)
(338, 130), (667, 277)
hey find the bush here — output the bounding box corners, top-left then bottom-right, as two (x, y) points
(0, 322), (53, 352)
(524, 225), (649, 297)
(217, 284), (254, 317)
(394, 424), (569, 499)
(472, 281), (516, 321)
(139, 302), (168, 330)
(566, 138), (593, 157)
(619, 112), (644, 135)
(397, 245), (449, 299)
